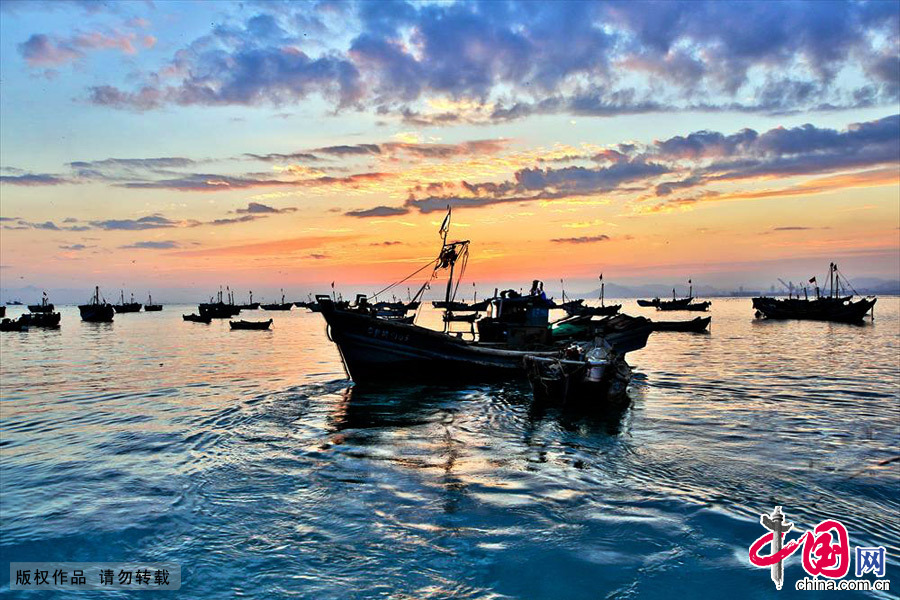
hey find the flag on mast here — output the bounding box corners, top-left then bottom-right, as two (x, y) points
(439, 206), (451, 239)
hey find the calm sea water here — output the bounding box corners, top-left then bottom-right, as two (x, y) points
(1, 298), (898, 599)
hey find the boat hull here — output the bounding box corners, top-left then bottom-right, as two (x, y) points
(19, 312), (61, 328)
(113, 303), (142, 313)
(652, 316), (711, 332)
(319, 299), (553, 383)
(229, 319), (272, 330)
(144, 305), (163, 311)
(752, 297), (875, 323)
(79, 304), (115, 322)
(28, 304), (55, 313)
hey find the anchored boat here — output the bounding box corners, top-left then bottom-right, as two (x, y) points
(79, 286), (115, 322)
(113, 290), (142, 313)
(28, 292), (54, 313)
(753, 263), (876, 323)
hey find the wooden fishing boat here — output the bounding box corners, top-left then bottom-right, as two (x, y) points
(19, 312), (61, 328)
(656, 300), (711, 312)
(261, 290), (292, 311)
(113, 290), (142, 313)
(79, 286), (115, 322)
(229, 318), (273, 330)
(753, 264), (875, 323)
(651, 316), (711, 332)
(637, 299), (659, 307)
(565, 303), (621, 317)
(28, 292), (54, 313)
(144, 294), (162, 311)
(319, 295), (557, 383)
(0, 318), (27, 332)
(199, 288), (241, 318)
(183, 313), (212, 324)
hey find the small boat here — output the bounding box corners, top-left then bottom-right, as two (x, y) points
(678, 301), (711, 312)
(229, 319), (273, 330)
(79, 286), (115, 322)
(183, 313), (212, 324)
(565, 303), (621, 317)
(524, 339), (632, 405)
(28, 292), (54, 313)
(113, 290), (142, 313)
(238, 291), (260, 310)
(0, 306), (5, 318)
(19, 312), (61, 328)
(753, 263), (876, 323)
(261, 289), (292, 311)
(144, 294), (162, 311)
(5, 300), (23, 306)
(651, 316), (711, 332)
(0, 318), (27, 332)
(637, 299), (659, 307)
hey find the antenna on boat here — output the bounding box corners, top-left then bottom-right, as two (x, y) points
(689, 278), (693, 298)
(560, 279), (566, 303)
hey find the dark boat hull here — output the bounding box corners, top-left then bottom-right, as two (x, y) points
(229, 319), (273, 330)
(183, 313), (212, 324)
(318, 298), (555, 383)
(79, 304), (115, 322)
(113, 303), (142, 313)
(652, 316), (711, 332)
(19, 312), (61, 328)
(657, 300), (710, 312)
(261, 303), (293, 311)
(752, 297), (875, 323)
(637, 299), (658, 307)
(28, 304), (55, 313)
(199, 303), (241, 318)
(567, 304), (621, 316)
(0, 318), (27, 332)
(239, 303), (261, 310)
(144, 305), (163, 311)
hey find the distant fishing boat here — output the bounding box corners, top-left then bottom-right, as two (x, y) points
(28, 292), (54, 313)
(651, 316), (711, 332)
(237, 291), (260, 310)
(637, 299), (659, 307)
(183, 313), (212, 324)
(5, 300), (23, 306)
(113, 290), (142, 313)
(79, 286), (115, 322)
(199, 287), (241, 318)
(144, 294), (162, 311)
(229, 318), (273, 330)
(753, 263), (876, 323)
(261, 289), (292, 311)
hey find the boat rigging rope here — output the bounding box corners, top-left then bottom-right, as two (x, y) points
(370, 257), (439, 300)
(833, 265), (862, 297)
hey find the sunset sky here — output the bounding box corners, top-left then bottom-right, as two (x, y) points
(1, 0), (898, 301)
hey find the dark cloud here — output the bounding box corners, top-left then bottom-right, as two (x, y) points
(406, 160), (670, 213)
(90, 215), (179, 231)
(345, 206), (410, 218)
(550, 234), (611, 244)
(0, 173), (72, 186)
(370, 240), (403, 246)
(244, 152), (321, 163)
(59, 243), (91, 251)
(69, 157), (196, 171)
(314, 144), (382, 156)
(82, 1), (899, 118)
(119, 240), (181, 250)
(234, 202), (297, 214)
